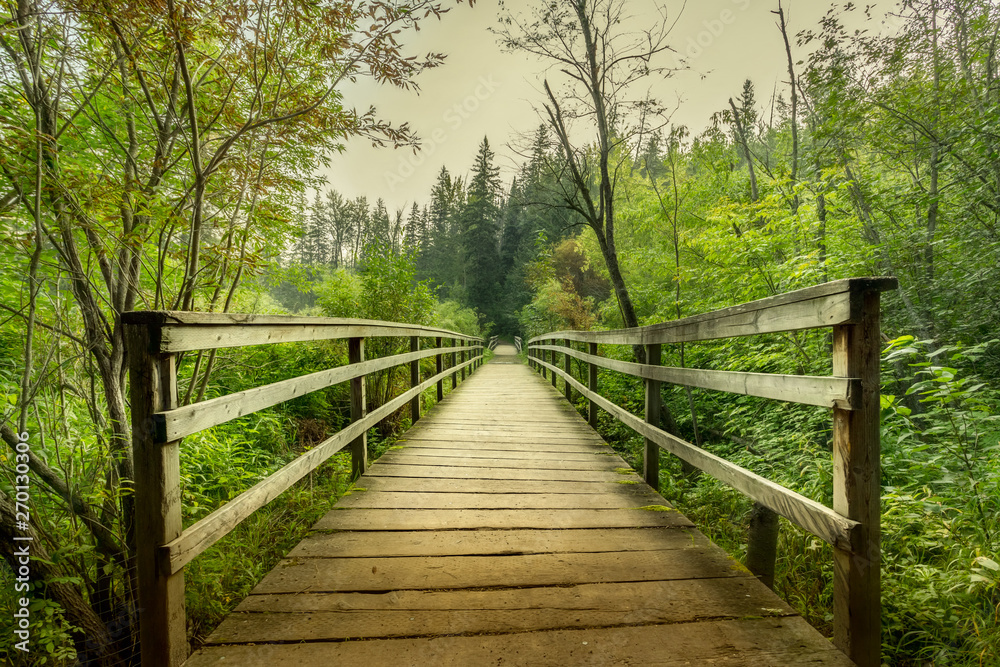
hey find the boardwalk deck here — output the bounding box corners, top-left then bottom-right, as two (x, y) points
(186, 345), (852, 666)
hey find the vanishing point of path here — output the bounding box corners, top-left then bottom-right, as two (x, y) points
(186, 345), (853, 666)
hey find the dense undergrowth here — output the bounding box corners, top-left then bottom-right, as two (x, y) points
(554, 337), (1000, 666)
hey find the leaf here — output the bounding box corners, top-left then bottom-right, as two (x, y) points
(974, 556), (999, 571)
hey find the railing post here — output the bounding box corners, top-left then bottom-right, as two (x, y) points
(831, 288), (882, 667)
(126, 322), (187, 667)
(564, 339), (572, 402)
(436, 336), (444, 401)
(410, 336), (420, 424)
(550, 343), (557, 388)
(747, 503), (779, 589)
(461, 340), (466, 381)
(451, 338), (458, 389)
(643, 343), (661, 490)
(349, 337), (367, 478)
(541, 346), (547, 379)
(588, 342), (599, 428)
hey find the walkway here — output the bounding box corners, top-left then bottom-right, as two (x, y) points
(185, 345), (852, 665)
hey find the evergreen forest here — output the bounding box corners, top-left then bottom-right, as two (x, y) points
(2, 0), (1000, 665)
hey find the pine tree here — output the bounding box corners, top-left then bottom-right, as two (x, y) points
(461, 137), (503, 327)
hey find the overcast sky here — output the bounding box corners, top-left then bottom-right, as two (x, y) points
(321, 0), (890, 213)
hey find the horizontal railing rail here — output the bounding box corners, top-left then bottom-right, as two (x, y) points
(525, 277), (896, 667)
(123, 312), (484, 667)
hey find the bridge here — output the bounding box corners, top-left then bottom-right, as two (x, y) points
(123, 277), (895, 666)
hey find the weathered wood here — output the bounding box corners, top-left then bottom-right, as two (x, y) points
(460, 340), (466, 381)
(288, 527), (712, 558)
(187, 357), (852, 666)
(532, 356), (859, 550)
(188, 617), (854, 667)
(352, 476), (619, 495)
(252, 548), (742, 594)
(747, 502), (780, 590)
(312, 508), (692, 531)
(213, 579), (791, 643)
(160, 357), (476, 574)
(450, 338), (457, 389)
(644, 343), (661, 490)
(534, 344), (855, 409)
(832, 290), (882, 667)
(349, 337), (367, 478)
(409, 336), (420, 423)
(588, 341), (599, 427)
(564, 339), (572, 401)
(528, 277), (897, 346)
(125, 324), (187, 667)
(156, 344), (461, 442)
(374, 453), (623, 471)
(117, 311), (479, 353)
(435, 336), (443, 401)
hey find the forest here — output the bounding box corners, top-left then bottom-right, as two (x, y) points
(1, 0), (999, 665)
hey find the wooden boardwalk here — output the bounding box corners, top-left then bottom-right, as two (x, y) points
(186, 345), (852, 666)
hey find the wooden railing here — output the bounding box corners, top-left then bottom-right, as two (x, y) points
(122, 311), (484, 667)
(526, 277), (896, 667)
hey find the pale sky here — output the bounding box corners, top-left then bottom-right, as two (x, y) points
(321, 0), (890, 212)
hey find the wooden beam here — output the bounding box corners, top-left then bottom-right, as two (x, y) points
(410, 337), (420, 424)
(120, 312), (479, 354)
(564, 339), (572, 402)
(644, 343), (661, 491)
(349, 338), (367, 479)
(536, 345), (854, 410)
(126, 323), (187, 667)
(832, 291), (882, 667)
(533, 356), (859, 551)
(436, 337), (444, 401)
(528, 278), (897, 347)
(451, 338), (458, 390)
(161, 356), (479, 575)
(156, 345), (463, 442)
(588, 342), (598, 428)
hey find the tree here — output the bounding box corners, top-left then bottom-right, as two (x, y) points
(461, 137), (504, 327)
(497, 0), (678, 340)
(0, 0), (468, 659)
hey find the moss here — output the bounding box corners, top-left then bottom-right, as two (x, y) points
(616, 480), (640, 485)
(637, 504), (675, 512)
(614, 467), (634, 475)
(388, 445), (405, 450)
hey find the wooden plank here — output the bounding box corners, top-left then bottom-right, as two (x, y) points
(251, 548), (745, 594)
(312, 508), (692, 531)
(334, 491), (666, 510)
(161, 357), (477, 575)
(382, 447), (616, 461)
(371, 454), (623, 471)
(363, 463), (640, 482)
(534, 344), (856, 409)
(832, 290), (882, 667)
(287, 527), (712, 558)
(156, 345), (462, 442)
(397, 439), (611, 453)
(532, 356), (860, 551)
(125, 323), (187, 667)
(186, 617), (855, 667)
(211, 578), (792, 643)
(527, 277), (897, 346)
(352, 476), (628, 495)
